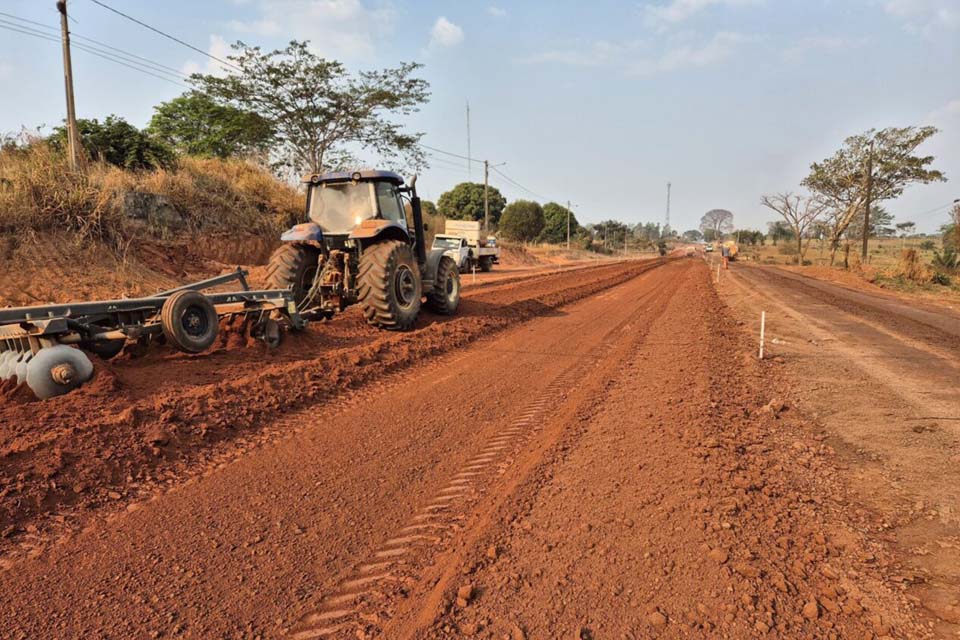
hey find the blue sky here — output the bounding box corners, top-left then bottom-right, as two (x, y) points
(1, 0), (957, 233)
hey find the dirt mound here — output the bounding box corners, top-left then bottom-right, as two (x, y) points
(498, 243), (543, 266)
(0, 233), (280, 307)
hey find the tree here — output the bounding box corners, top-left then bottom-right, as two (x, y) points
(147, 91), (274, 159)
(733, 229), (765, 246)
(896, 221), (916, 237)
(699, 209), (734, 240)
(847, 205), (895, 239)
(437, 182), (506, 226)
(499, 200), (544, 242)
(761, 192), (828, 265)
(420, 200), (438, 218)
(766, 220), (795, 246)
(191, 41), (429, 174)
(802, 126), (946, 264)
(682, 229), (703, 242)
(539, 202), (579, 244)
(49, 115), (175, 170)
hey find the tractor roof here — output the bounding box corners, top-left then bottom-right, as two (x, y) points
(302, 170), (405, 186)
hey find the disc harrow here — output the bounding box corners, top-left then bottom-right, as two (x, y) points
(0, 269), (302, 400)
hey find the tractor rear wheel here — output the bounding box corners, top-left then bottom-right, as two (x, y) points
(265, 243), (320, 309)
(358, 240), (421, 330)
(425, 256), (461, 315)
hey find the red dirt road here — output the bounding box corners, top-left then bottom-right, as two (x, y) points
(0, 259), (929, 638)
(723, 263), (960, 637)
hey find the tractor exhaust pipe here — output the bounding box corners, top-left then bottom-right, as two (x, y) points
(408, 175), (427, 265)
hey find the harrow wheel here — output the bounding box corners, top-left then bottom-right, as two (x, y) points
(161, 290), (219, 353)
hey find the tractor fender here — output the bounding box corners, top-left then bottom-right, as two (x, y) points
(280, 222), (323, 243)
(349, 219), (411, 244)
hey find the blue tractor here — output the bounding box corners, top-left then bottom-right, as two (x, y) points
(266, 171), (460, 330)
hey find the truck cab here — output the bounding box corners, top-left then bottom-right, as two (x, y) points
(432, 234), (471, 271)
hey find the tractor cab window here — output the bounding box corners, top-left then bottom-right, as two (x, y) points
(309, 182), (376, 234)
(375, 182), (406, 225)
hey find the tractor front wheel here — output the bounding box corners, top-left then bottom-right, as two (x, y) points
(358, 240), (422, 330)
(426, 256), (461, 315)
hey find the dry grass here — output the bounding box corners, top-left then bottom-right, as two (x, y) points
(0, 142), (303, 244)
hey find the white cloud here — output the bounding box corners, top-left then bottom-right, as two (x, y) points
(487, 6), (507, 17)
(180, 35), (233, 76)
(226, 0), (395, 59)
(522, 40), (644, 66)
(523, 32), (749, 75)
(883, 0), (960, 33)
(782, 35), (868, 61)
(0, 61), (12, 81)
(629, 31), (751, 75)
(642, 0), (764, 28)
(429, 17), (464, 48)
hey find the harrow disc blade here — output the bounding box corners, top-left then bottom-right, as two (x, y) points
(0, 351), (17, 380)
(25, 346), (94, 400)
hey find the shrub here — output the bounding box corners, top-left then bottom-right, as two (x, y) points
(778, 243), (798, 256)
(49, 116), (176, 171)
(895, 248), (931, 283)
(919, 239), (936, 251)
(0, 141), (301, 242)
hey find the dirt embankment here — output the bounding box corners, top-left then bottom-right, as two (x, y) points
(0, 259), (663, 561)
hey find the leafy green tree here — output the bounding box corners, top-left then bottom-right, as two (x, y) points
(437, 182), (506, 226)
(538, 202), (579, 244)
(499, 200), (544, 242)
(802, 126), (946, 264)
(420, 199), (438, 217)
(191, 41), (429, 173)
(766, 220), (795, 246)
(682, 229), (703, 242)
(50, 116), (175, 170)
(147, 91), (274, 159)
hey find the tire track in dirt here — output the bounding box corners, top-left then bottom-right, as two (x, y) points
(287, 266), (681, 639)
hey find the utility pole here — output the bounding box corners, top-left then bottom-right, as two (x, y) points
(861, 139), (874, 261)
(483, 160), (489, 231)
(664, 182), (671, 236)
(466, 100), (471, 179)
(57, 0), (80, 172)
(566, 200), (572, 249)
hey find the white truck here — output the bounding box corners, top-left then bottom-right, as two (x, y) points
(431, 220), (500, 273)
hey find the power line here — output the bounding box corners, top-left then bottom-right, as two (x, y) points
(419, 143), (484, 165)
(0, 22), (187, 87)
(910, 200), (957, 220)
(86, 0), (241, 72)
(0, 12), (189, 79)
(491, 165), (550, 201)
